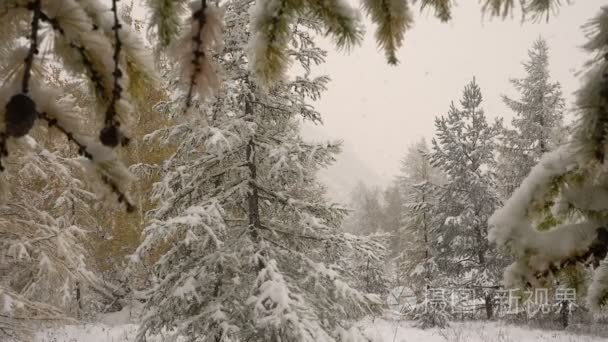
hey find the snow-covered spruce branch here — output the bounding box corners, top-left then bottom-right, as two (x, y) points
(489, 151), (608, 312)
(253, 137), (341, 175)
(249, 0), (362, 87)
(158, 0), (224, 109)
(415, 0), (452, 22)
(478, 0), (560, 21)
(248, 0), (302, 87)
(0, 154), (125, 336)
(0, 1), (42, 171)
(1, 285), (72, 332)
(362, 0), (413, 64)
(0, 0), (149, 210)
(152, 164), (248, 218)
(34, 88), (135, 212)
(36, 10), (108, 100)
(254, 182), (348, 218)
(76, 0), (156, 101)
(99, 0), (129, 148)
(152, 178), (248, 221)
(259, 223), (326, 241)
(21, 0), (41, 94)
(0, 199), (124, 301)
(147, 0), (188, 49)
(244, 0), (566, 85)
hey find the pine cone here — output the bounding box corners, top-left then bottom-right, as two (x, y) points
(99, 125), (120, 147)
(5, 94), (37, 137)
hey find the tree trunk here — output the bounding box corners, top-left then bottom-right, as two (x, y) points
(244, 99), (265, 275)
(560, 300), (569, 328)
(538, 95), (547, 154)
(76, 281), (82, 319)
(245, 99), (261, 240)
(484, 293), (493, 320)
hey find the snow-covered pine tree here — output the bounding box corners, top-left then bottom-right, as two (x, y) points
(133, 2), (381, 341)
(349, 232), (390, 300)
(397, 139), (442, 299)
(342, 181), (385, 235)
(497, 37), (565, 197)
(0, 132), (121, 340)
(489, 7), (608, 316)
(395, 139), (448, 328)
(338, 188), (394, 301)
(380, 183), (405, 257)
(411, 287), (450, 329)
(430, 78), (504, 319)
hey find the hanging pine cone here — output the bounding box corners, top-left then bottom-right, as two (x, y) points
(100, 124), (130, 147)
(99, 124), (120, 147)
(5, 94), (37, 137)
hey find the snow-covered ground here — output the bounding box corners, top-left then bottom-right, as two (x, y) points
(36, 324), (144, 342)
(357, 318), (607, 342)
(35, 318), (608, 342)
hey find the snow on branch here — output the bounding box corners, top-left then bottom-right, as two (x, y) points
(0, 160), (122, 333)
(589, 258), (608, 316)
(0, 285), (71, 339)
(98, 0), (130, 148)
(254, 181), (347, 219)
(41, 1), (112, 102)
(174, 0), (223, 108)
(146, 0), (188, 49)
(488, 147), (608, 287)
(481, 0), (561, 21)
(0, 0), (152, 211)
(248, 0), (299, 87)
(362, 0), (413, 64)
(415, 0), (452, 22)
(134, 201), (226, 261)
(249, 0), (362, 87)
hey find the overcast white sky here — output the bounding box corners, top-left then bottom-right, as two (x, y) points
(302, 1), (600, 195)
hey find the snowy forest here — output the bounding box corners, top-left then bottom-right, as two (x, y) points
(1, 0), (608, 341)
